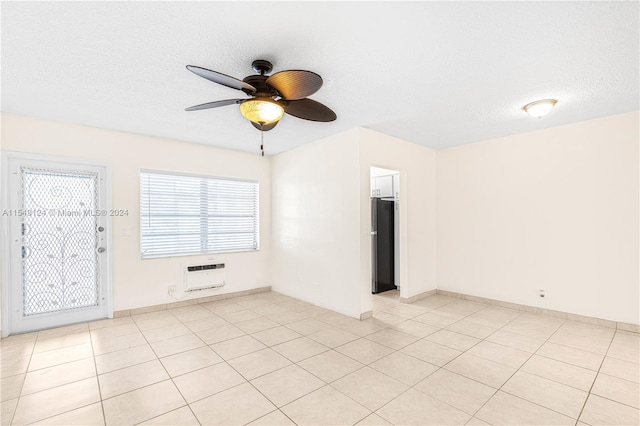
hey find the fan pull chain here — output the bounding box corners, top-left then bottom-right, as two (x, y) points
(260, 123), (265, 156)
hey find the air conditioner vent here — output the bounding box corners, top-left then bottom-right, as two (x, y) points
(186, 263), (225, 272)
(184, 262), (226, 292)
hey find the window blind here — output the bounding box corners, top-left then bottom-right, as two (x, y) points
(140, 170), (259, 259)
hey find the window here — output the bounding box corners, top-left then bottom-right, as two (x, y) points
(140, 170), (259, 259)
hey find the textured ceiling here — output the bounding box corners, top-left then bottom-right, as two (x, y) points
(1, 2), (638, 154)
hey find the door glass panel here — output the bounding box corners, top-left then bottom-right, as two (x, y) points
(20, 167), (100, 316)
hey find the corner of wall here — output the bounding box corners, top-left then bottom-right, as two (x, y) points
(357, 129), (438, 311)
(270, 128), (363, 318)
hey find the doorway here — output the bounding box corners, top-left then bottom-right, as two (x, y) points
(370, 166), (400, 297)
(2, 153), (112, 336)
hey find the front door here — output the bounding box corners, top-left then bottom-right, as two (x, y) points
(4, 155), (110, 335)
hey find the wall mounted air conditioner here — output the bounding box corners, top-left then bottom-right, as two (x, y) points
(183, 262), (226, 292)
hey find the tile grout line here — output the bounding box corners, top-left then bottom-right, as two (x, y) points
(15, 326), (102, 426)
(153, 300), (322, 425)
(573, 328), (622, 423)
(0, 296), (500, 426)
(132, 406), (198, 426)
(513, 352), (600, 394)
(97, 313), (189, 421)
(236, 301), (376, 425)
(408, 306), (532, 422)
(6, 292), (637, 426)
(88, 324), (108, 426)
(132, 308), (204, 426)
(467, 313), (569, 423)
(6, 330), (37, 426)
(485, 320), (600, 396)
(99, 302), (406, 425)
(204, 298), (338, 425)
(9, 297), (289, 425)
(486, 317), (636, 422)
(357, 317), (460, 422)
(349, 299), (508, 424)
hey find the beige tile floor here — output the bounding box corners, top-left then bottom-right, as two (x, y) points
(1, 290), (639, 425)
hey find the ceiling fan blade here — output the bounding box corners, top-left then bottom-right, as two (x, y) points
(185, 99), (243, 111)
(186, 65), (256, 93)
(251, 121), (279, 132)
(283, 98), (337, 122)
(266, 70), (323, 100)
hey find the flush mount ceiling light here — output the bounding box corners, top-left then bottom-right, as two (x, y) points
(523, 99), (557, 118)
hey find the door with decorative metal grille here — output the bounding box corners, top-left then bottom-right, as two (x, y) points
(4, 155), (110, 335)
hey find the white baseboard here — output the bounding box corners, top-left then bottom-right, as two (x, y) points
(360, 310), (373, 320)
(436, 289), (639, 333)
(114, 286), (272, 318)
(400, 289), (436, 304)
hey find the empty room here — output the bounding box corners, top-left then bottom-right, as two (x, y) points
(0, 2), (638, 425)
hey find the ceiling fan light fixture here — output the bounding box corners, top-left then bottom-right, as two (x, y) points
(240, 98), (284, 125)
(523, 99), (557, 118)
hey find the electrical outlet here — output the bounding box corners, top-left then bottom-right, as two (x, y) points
(539, 289), (545, 298)
(168, 285), (176, 296)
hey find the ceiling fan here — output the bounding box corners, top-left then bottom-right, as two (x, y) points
(185, 59), (337, 133)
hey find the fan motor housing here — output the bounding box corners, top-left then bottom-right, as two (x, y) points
(242, 75), (275, 97)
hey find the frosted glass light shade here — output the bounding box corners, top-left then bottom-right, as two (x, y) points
(240, 99), (284, 125)
(523, 99), (557, 118)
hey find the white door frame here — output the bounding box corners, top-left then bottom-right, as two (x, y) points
(1, 151), (113, 337)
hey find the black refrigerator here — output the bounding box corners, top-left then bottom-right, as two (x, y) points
(371, 198), (396, 294)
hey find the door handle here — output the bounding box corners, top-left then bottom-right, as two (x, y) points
(97, 247), (106, 253)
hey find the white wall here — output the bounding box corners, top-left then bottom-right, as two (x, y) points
(359, 128), (437, 313)
(370, 166), (398, 178)
(270, 129), (362, 317)
(437, 111), (639, 324)
(1, 113), (272, 313)
(271, 128), (437, 318)
(3, 110), (637, 328)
